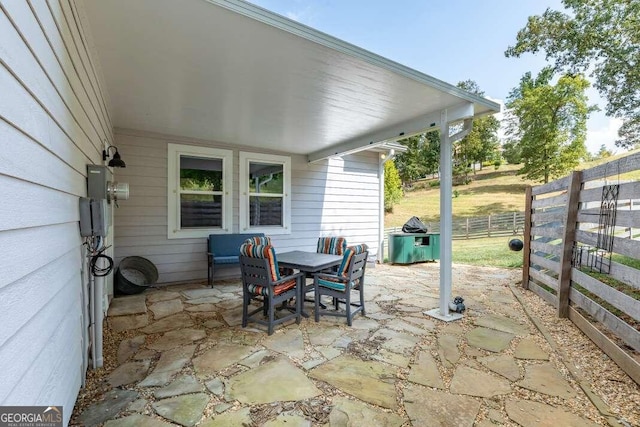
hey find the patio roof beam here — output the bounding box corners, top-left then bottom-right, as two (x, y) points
(307, 110), (442, 163)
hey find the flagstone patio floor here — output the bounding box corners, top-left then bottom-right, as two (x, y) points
(71, 263), (640, 426)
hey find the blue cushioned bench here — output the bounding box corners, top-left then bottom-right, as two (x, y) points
(207, 233), (265, 287)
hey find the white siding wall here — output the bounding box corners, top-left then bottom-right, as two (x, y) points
(114, 130), (381, 284)
(0, 0), (112, 423)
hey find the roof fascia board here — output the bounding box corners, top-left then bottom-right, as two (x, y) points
(206, 0), (500, 113)
(307, 110), (442, 163)
(445, 102), (475, 125)
(307, 102), (473, 163)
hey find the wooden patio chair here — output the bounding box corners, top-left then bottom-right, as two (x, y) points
(239, 242), (304, 335)
(313, 244), (368, 326)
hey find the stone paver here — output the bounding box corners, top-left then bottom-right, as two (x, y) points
(200, 408), (252, 427)
(149, 299), (184, 319)
(438, 334), (460, 368)
(475, 313), (530, 336)
(228, 358), (321, 404)
(518, 363), (577, 399)
(466, 326), (515, 352)
(477, 355), (522, 381)
(84, 264), (619, 427)
(104, 414), (173, 427)
(515, 337), (550, 360)
(372, 349), (410, 368)
(107, 360), (150, 387)
(108, 295), (147, 316)
(408, 350), (444, 389)
(386, 319), (426, 335)
(239, 349), (271, 368)
(185, 296), (222, 305)
(152, 393), (209, 427)
(310, 355), (397, 409)
(205, 378), (224, 396)
(449, 365), (511, 398)
(141, 313), (194, 334)
(506, 399), (599, 427)
(185, 303), (217, 312)
(139, 345), (197, 387)
(181, 288), (220, 300)
(263, 413), (311, 427)
(146, 291), (182, 303)
(193, 343), (257, 376)
(110, 314), (149, 331)
(220, 306), (244, 327)
(78, 389), (139, 426)
(117, 335), (146, 363)
(404, 384), (480, 427)
(371, 328), (421, 354)
(154, 374), (203, 399)
(262, 329), (305, 359)
(147, 328), (206, 351)
(329, 396), (404, 427)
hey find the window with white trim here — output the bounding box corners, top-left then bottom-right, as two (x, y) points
(168, 144), (232, 238)
(239, 152), (291, 234)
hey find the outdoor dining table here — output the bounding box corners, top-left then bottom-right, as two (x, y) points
(277, 250), (344, 317)
(277, 250), (343, 274)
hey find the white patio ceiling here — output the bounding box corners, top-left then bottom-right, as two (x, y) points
(82, 0), (499, 161)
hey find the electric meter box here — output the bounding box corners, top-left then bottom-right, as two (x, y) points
(87, 165), (109, 200)
(79, 197), (108, 237)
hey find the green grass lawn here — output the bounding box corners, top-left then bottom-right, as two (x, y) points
(453, 236), (524, 268)
(386, 164), (533, 227)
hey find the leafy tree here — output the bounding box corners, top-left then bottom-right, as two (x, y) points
(506, 67), (594, 183)
(384, 160), (403, 212)
(454, 80), (500, 184)
(394, 132), (440, 185)
(596, 144), (613, 159)
(505, 0), (640, 148)
(501, 140), (522, 164)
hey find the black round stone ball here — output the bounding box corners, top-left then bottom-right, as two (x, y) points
(508, 238), (524, 252)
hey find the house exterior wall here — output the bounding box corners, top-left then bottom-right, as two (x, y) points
(0, 1), (112, 423)
(113, 129), (381, 284)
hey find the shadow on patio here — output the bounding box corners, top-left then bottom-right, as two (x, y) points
(71, 263), (637, 426)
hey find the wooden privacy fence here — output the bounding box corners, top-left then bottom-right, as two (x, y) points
(523, 152), (640, 384)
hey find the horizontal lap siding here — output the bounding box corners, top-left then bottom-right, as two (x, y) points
(0, 1), (112, 424)
(114, 131), (380, 284)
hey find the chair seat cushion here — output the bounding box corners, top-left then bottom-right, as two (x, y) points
(317, 277), (355, 292)
(248, 278), (297, 296)
(214, 255), (239, 264)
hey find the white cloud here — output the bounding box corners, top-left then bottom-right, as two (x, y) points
(586, 117), (623, 155)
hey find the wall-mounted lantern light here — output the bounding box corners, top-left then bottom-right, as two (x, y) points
(102, 146), (126, 168)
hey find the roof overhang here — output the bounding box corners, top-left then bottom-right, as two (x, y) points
(81, 0), (499, 161)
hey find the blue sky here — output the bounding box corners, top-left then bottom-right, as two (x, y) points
(248, 0), (624, 155)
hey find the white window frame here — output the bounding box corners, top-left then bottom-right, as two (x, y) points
(239, 151), (291, 235)
(167, 143), (233, 239)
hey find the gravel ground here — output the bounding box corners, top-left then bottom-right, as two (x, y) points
(514, 286), (640, 426)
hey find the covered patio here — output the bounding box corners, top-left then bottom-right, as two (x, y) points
(72, 263), (637, 426)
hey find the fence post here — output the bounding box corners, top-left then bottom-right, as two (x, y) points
(466, 218), (469, 239)
(557, 171), (582, 318)
(513, 212), (517, 234)
(488, 215), (491, 237)
(522, 186), (533, 289)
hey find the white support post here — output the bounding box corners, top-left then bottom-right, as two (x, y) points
(425, 110), (463, 322)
